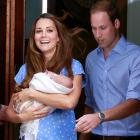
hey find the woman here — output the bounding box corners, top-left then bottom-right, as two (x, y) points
(7, 13), (86, 140)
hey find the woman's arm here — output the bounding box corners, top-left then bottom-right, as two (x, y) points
(6, 95), (47, 123)
(13, 75), (82, 109)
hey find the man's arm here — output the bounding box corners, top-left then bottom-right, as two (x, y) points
(104, 99), (140, 121)
(76, 99), (140, 133)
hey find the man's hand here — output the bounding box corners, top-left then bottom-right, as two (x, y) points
(75, 113), (101, 133)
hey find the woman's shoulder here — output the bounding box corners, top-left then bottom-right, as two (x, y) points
(72, 59), (84, 72)
(61, 59), (84, 75)
(71, 59), (84, 70)
(72, 59), (86, 87)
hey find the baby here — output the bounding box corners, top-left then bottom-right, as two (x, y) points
(14, 70), (73, 113)
(14, 70), (73, 140)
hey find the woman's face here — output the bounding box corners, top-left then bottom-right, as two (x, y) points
(35, 18), (59, 58)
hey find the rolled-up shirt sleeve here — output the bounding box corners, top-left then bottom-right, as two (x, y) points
(126, 52), (140, 101)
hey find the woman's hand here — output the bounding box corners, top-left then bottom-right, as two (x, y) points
(13, 88), (34, 106)
(6, 100), (49, 123)
(18, 105), (48, 122)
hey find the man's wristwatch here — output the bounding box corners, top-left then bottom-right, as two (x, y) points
(98, 112), (105, 123)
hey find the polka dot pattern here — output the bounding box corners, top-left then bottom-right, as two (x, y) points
(15, 59), (86, 140)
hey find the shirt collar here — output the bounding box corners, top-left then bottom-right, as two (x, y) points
(96, 35), (127, 55)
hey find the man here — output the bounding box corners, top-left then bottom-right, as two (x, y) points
(76, 0), (140, 140)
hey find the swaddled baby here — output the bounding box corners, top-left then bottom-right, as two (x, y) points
(14, 70), (73, 140)
(14, 71), (73, 114)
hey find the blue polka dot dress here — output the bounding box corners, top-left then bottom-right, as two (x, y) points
(15, 59), (86, 140)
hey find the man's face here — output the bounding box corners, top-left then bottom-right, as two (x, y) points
(90, 11), (120, 51)
(34, 18), (59, 58)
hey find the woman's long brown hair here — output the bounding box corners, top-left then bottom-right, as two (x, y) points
(21, 13), (83, 88)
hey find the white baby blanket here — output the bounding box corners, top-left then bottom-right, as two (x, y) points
(17, 72), (73, 140)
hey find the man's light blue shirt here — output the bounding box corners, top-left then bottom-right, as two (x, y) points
(85, 36), (140, 136)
